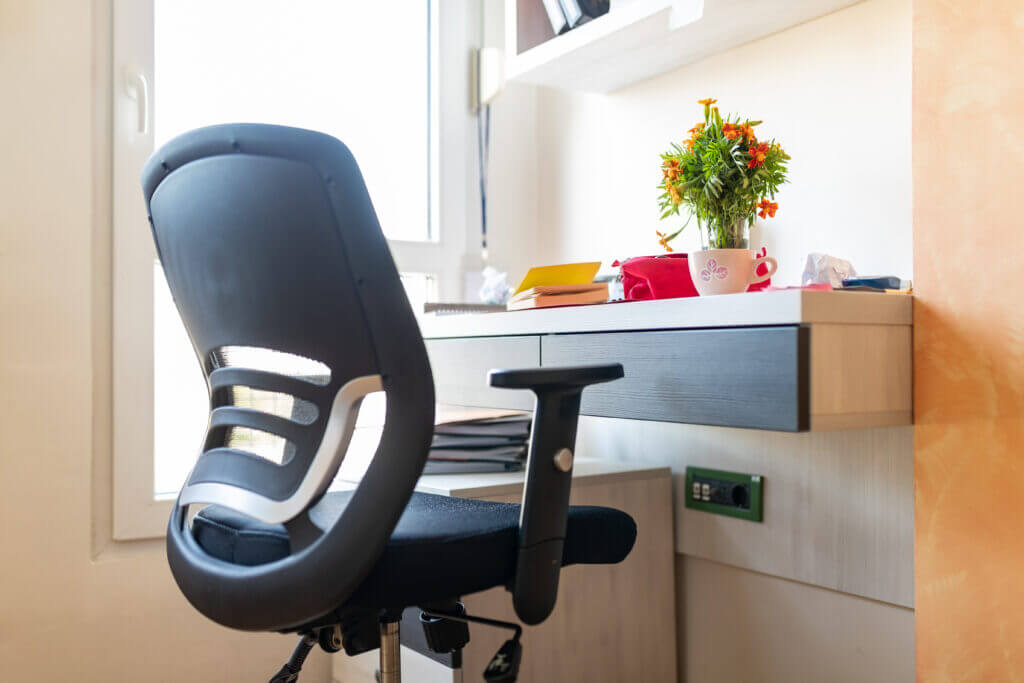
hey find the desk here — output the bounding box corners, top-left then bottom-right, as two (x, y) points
(411, 290), (916, 681)
(332, 461), (676, 683)
(420, 289), (913, 432)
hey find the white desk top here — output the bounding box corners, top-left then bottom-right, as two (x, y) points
(336, 458), (670, 499)
(417, 289), (912, 339)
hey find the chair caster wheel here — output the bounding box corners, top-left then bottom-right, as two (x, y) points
(318, 625), (343, 653)
(483, 638), (522, 682)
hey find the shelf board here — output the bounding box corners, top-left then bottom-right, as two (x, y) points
(506, 0), (865, 93)
(417, 289), (913, 339)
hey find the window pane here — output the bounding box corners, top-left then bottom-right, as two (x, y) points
(154, 265), (437, 495)
(153, 0), (430, 241)
(399, 272), (438, 315)
(153, 263), (208, 496)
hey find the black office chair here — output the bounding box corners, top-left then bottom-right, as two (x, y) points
(142, 124), (635, 683)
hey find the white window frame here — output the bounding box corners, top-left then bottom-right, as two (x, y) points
(111, 0), (480, 540)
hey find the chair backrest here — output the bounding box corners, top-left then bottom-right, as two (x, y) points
(146, 124), (434, 631)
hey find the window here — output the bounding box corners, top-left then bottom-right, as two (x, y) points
(112, 1), (478, 539)
(153, 1), (430, 242)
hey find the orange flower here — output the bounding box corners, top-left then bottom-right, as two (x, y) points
(747, 142), (769, 169)
(772, 142), (790, 159)
(656, 230), (675, 253)
(722, 123), (741, 140)
(684, 122), (705, 150)
(756, 198), (779, 219)
(667, 184), (682, 205)
(662, 158), (680, 181)
(739, 123), (757, 143)
(697, 98), (717, 106)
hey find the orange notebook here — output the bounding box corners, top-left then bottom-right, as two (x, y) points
(507, 283), (609, 311)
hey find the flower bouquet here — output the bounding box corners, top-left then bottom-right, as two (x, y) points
(656, 98), (789, 295)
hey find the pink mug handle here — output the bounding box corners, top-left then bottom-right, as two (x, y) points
(749, 256), (778, 285)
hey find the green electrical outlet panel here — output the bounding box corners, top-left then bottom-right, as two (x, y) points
(684, 466), (763, 522)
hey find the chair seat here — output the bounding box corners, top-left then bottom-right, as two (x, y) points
(193, 490), (636, 609)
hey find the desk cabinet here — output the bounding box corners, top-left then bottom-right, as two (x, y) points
(421, 291), (912, 432)
(332, 463), (676, 683)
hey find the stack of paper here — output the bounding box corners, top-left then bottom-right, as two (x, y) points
(508, 283), (609, 310)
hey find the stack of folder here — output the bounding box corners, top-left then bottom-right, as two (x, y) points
(423, 411), (532, 474)
(507, 261), (609, 311)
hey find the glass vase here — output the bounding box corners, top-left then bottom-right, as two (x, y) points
(701, 217), (749, 250)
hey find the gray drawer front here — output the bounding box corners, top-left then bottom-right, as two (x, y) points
(542, 327), (809, 431)
(425, 337), (539, 411)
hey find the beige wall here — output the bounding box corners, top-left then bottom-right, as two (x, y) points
(577, 416), (915, 681)
(681, 556), (915, 682)
(511, 1), (919, 679)
(0, 2), (330, 680)
(531, 0), (912, 285)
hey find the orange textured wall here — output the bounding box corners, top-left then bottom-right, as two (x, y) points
(914, 1), (1024, 680)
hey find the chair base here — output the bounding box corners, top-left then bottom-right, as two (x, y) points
(378, 616), (401, 683)
(269, 604), (525, 682)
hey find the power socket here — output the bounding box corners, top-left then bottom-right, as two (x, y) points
(685, 467), (763, 522)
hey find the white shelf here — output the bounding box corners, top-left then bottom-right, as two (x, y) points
(417, 289), (912, 339)
(505, 0), (865, 93)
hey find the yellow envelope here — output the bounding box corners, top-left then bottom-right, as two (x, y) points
(512, 262), (602, 296)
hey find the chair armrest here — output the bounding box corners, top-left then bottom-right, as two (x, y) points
(488, 364), (624, 390)
(488, 363), (623, 625)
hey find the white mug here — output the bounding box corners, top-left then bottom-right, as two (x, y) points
(688, 249), (778, 296)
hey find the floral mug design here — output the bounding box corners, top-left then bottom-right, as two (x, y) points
(688, 248), (778, 296)
(699, 259), (729, 282)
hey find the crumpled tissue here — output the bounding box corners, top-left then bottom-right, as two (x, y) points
(801, 253), (857, 288)
(479, 266), (512, 305)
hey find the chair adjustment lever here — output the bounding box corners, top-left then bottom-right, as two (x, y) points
(420, 608), (523, 683)
(268, 632), (317, 683)
(419, 602), (470, 653)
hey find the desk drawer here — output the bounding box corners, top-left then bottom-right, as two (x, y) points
(425, 336), (539, 411)
(542, 326), (809, 431)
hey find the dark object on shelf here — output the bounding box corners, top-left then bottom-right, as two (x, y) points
(423, 459), (524, 475)
(841, 276), (908, 291)
(434, 414), (531, 439)
(577, 0), (610, 20)
(426, 414), (532, 476)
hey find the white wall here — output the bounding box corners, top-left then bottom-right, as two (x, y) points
(476, 82), (541, 290)
(527, 0), (912, 285)
(0, 2), (330, 680)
